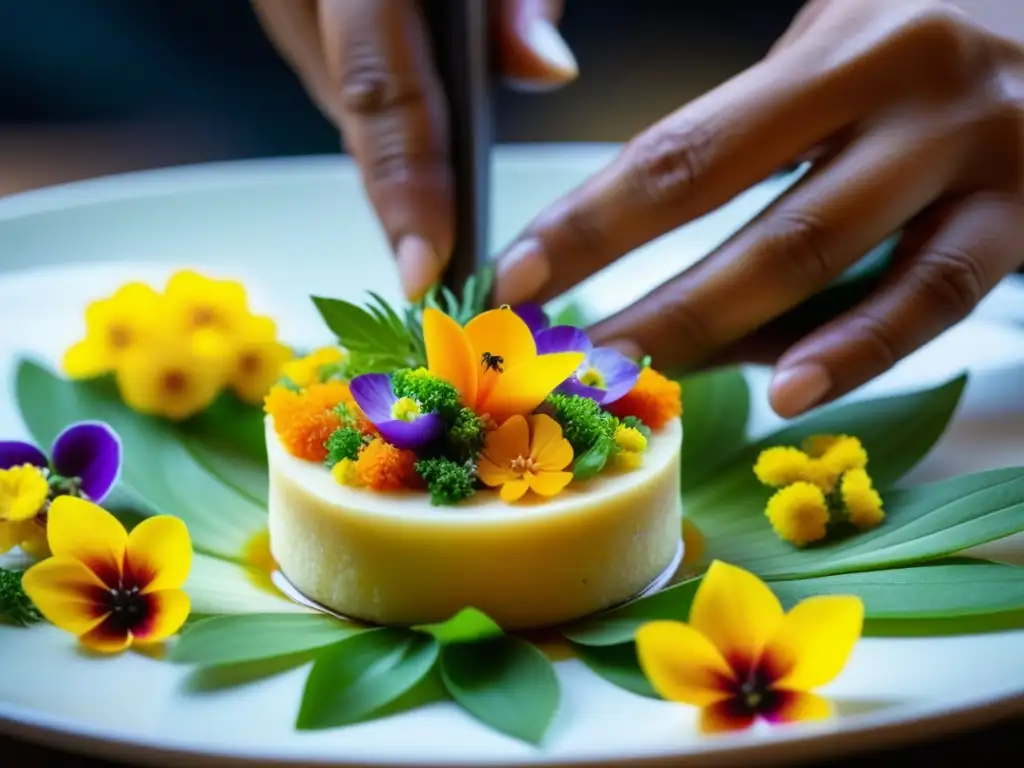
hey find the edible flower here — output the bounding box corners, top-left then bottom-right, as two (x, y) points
(0, 422), (123, 557)
(535, 326), (640, 405)
(477, 414), (574, 502)
(352, 437), (417, 491)
(226, 315), (294, 405)
(608, 367), (682, 429)
(162, 269), (250, 337)
(636, 561), (863, 733)
(21, 497), (192, 653)
(265, 381), (364, 462)
(610, 423), (648, 471)
(513, 303), (550, 336)
(754, 435), (867, 491)
(281, 346), (346, 389)
(350, 373), (444, 450)
(422, 307), (584, 423)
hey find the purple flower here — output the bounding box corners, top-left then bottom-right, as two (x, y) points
(0, 421), (122, 503)
(535, 326), (640, 405)
(513, 303), (550, 336)
(350, 374), (444, 450)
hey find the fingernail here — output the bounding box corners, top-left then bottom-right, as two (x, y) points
(524, 18), (578, 77)
(604, 338), (644, 361)
(494, 239), (551, 306)
(504, 77), (567, 93)
(396, 236), (440, 302)
(769, 363), (832, 418)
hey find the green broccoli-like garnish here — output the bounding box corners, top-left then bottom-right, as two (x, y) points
(324, 427), (366, 466)
(448, 407), (486, 462)
(544, 393), (619, 456)
(392, 368), (462, 421)
(415, 458), (476, 506)
(620, 415), (652, 439)
(0, 568), (43, 627)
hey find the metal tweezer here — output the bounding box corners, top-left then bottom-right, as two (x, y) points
(421, 0), (495, 297)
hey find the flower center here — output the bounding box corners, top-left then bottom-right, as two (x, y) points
(48, 473), (87, 501)
(390, 397), (423, 422)
(509, 455), (536, 476)
(162, 370), (190, 395)
(108, 325), (132, 349)
(192, 306), (217, 328)
(239, 352), (262, 375)
(578, 366), (606, 389)
(103, 584), (149, 632)
(731, 666), (779, 716)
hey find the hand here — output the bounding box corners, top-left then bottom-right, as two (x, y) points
(253, 0), (577, 300)
(492, 0), (1024, 417)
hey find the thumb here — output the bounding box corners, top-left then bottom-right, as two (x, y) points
(496, 0), (578, 90)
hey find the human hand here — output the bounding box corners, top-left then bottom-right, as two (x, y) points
(253, 0), (577, 300)
(492, 0), (1024, 417)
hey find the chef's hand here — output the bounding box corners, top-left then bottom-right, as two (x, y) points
(253, 0), (576, 300)
(493, 0), (1024, 418)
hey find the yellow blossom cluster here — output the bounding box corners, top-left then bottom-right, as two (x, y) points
(753, 435), (885, 547)
(62, 271), (294, 420)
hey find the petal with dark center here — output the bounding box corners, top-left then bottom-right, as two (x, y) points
(763, 690), (833, 725)
(50, 421), (123, 502)
(126, 515), (192, 593)
(79, 617), (132, 653)
(46, 497), (127, 587)
(20, 556), (109, 636)
(130, 589), (191, 645)
(699, 698), (757, 734)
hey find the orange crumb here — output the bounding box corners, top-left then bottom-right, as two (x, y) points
(355, 438), (417, 491)
(608, 367), (682, 430)
(281, 410), (341, 462)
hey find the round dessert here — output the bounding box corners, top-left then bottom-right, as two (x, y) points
(263, 298), (685, 631)
(267, 416), (683, 630)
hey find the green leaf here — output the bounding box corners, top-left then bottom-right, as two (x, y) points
(719, 467), (1024, 579)
(572, 437), (613, 480)
(185, 552), (313, 616)
(311, 296), (423, 374)
(562, 577), (701, 647)
(183, 652), (315, 692)
(171, 614), (361, 666)
(441, 636), (560, 745)
(677, 367), (749, 490)
(686, 374), (968, 571)
(769, 562), (1024, 624)
(297, 628), (439, 729)
(570, 642), (657, 699)
(15, 360), (267, 561)
(415, 607), (503, 644)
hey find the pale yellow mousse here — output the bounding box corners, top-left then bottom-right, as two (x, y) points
(266, 417), (683, 630)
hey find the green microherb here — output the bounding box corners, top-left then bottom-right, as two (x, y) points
(324, 427), (366, 466)
(447, 407), (486, 463)
(415, 458), (476, 506)
(620, 415), (652, 440)
(544, 393), (619, 457)
(391, 368), (462, 422)
(422, 265), (494, 326)
(0, 567), (43, 627)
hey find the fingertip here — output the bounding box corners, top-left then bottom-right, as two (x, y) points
(768, 362), (832, 418)
(493, 238), (551, 306)
(499, 16), (578, 86)
(396, 235), (443, 302)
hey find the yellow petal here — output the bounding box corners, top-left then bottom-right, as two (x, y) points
(47, 497), (127, 586)
(769, 690), (833, 724)
(79, 620), (132, 653)
(0, 520), (31, 554)
(0, 464), (48, 522)
(481, 352), (585, 422)
(464, 307), (536, 369)
(126, 516), (193, 593)
(689, 561), (783, 671)
(482, 415), (530, 468)
(18, 524), (51, 559)
(698, 701), (756, 734)
(62, 339), (112, 379)
(423, 308), (477, 407)
(763, 596), (864, 691)
(476, 456), (517, 488)
(131, 589), (191, 645)
(635, 621), (736, 707)
(527, 471), (573, 497)
(21, 556), (108, 636)
(529, 414), (573, 470)
(499, 478), (530, 502)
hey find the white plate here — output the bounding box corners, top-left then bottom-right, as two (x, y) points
(0, 147), (1023, 767)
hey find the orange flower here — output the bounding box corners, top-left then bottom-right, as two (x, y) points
(265, 379), (369, 461)
(423, 307), (584, 423)
(608, 367), (682, 429)
(303, 381), (356, 413)
(477, 414), (573, 502)
(281, 411), (340, 462)
(355, 438), (417, 491)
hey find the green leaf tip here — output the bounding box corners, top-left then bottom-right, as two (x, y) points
(0, 567), (43, 627)
(414, 607), (503, 645)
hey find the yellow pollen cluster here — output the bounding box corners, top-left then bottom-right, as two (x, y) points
(391, 397), (422, 422)
(610, 424), (648, 472)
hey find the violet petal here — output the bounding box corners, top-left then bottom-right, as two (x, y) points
(376, 413), (444, 450)
(0, 441), (48, 471)
(513, 303), (550, 336)
(589, 347), (641, 404)
(535, 325), (593, 355)
(50, 421), (123, 502)
(350, 373), (398, 423)
(557, 376), (607, 403)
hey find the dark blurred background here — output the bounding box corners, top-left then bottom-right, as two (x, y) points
(0, 0), (806, 195)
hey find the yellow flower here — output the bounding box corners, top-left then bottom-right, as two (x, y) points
(21, 497), (192, 652)
(281, 346), (346, 389)
(0, 465), (49, 554)
(839, 469), (885, 530)
(227, 315), (294, 405)
(754, 447), (812, 488)
(765, 482), (830, 547)
(162, 269), (250, 337)
(754, 435), (867, 491)
(610, 450), (643, 472)
(614, 424), (647, 453)
(115, 332), (227, 421)
(636, 561), (863, 734)
(62, 282), (162, 379)
(331, 458), (361, 487)
(422, 307), (584, 423)
(477, 414), (574, 502)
